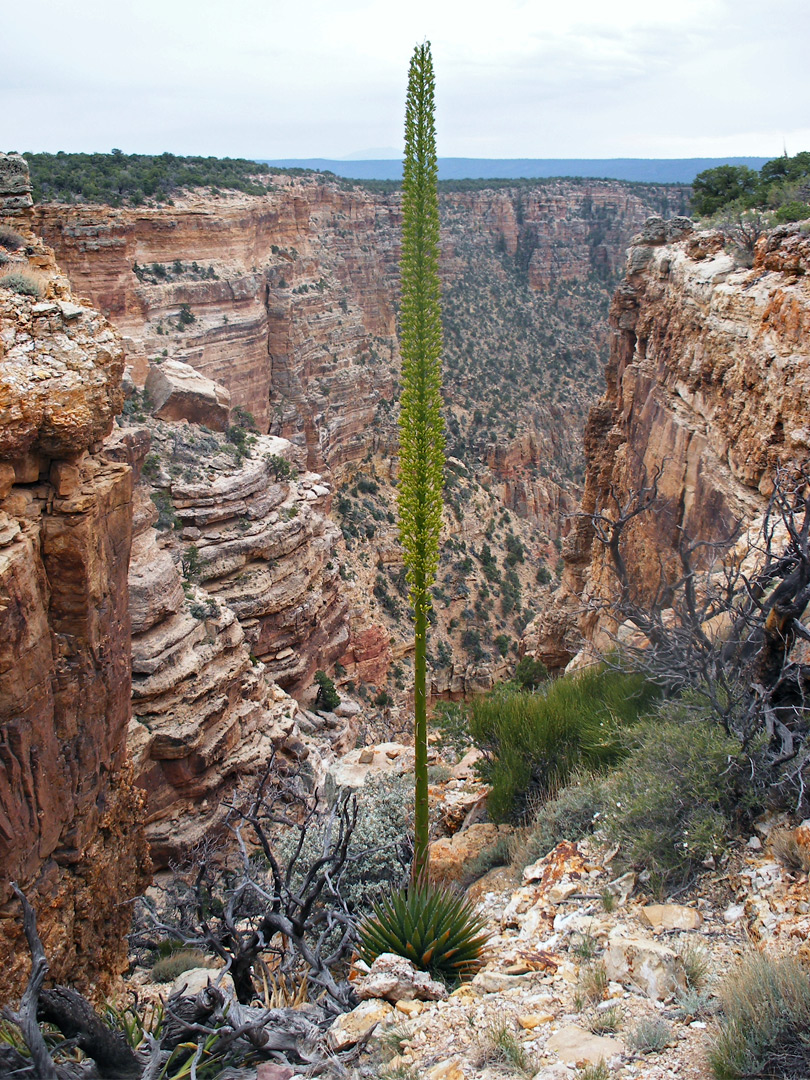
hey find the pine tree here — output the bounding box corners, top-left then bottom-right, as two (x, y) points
(397, 40), (445, 884)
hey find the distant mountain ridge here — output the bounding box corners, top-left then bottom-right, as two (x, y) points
(259, 157), (770, 184)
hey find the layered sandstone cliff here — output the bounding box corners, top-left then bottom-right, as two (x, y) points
(0, 209), (149, 997)
(32, 177), (685, 532)
(527, 219), (810, 668)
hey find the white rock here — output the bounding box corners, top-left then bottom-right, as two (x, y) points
(604, 934), (687, 1000)
(353, 953), (448, 1002)
(327, 999), (395, 1051)
(546, 1024), (626, 1065)
(169, 967), (234, 998)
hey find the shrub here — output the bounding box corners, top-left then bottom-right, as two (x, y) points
(469, 666), (658, 822)
(150, 948), (212, 983)
(576, 961), (608, 1008)
(600, 702), (752, 893)
(772, 200), (810, 223)
(628, 1016), (672, 1054)
(514, 654), (548, 690)
(314, 669), (340, 711)
(710, 954), (810, 1079)
(478, 1021), (532, 1075)
(358, 880), (488, 982)
(279, 773), (412, 920)
(0, 225), (25, 251)
(511, 774), (606, 869)
(265, 452), (293, 481)
(587, 1003), (623, 1035)
(0, 269), (43, 297)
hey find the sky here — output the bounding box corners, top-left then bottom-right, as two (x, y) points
(2, 0), (808, 161)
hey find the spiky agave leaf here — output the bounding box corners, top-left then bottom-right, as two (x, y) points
(358, 881), (489, 981)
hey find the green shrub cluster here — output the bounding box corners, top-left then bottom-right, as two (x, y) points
(508, 693), (756, 891)
(599, 700), (752, 893)
(466, 666), (659, 822)
(25, 150), (277, 206)
(692, 151), (810, 219)
(314, 669), (340, 711)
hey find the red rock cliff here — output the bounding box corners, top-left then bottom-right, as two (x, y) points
(32, 178), (684, 506)
(0, 205), (149, 999)
(528, 219), (810, 667)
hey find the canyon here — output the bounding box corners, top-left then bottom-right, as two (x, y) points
(4, 145), (809, 1013)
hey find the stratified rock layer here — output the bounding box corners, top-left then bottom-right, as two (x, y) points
(0, 221), (148, 997)
(32, 178), (685, 524)
(530, 221), (810, 666)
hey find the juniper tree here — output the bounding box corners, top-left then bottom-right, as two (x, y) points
(397, 41), (445, 883)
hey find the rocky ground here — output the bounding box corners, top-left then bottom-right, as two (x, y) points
(123, 734), (810, 1080)
(335, 816), (809, 1080)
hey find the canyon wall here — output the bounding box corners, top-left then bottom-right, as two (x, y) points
(32, 178), (686, 519)
(0, 207), (149, 997)
(527, 219), (810, 668)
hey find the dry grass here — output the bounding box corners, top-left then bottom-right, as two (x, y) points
(0, 266), (50, 298)
(770, 828), (810, 875)
(710, 953), (810, 1079)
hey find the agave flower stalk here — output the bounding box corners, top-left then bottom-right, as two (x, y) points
(398, 40), (445, 886)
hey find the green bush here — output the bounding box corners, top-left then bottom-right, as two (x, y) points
(514, 655), (548, 690)
(600, 701), (753, 893)
(692, 151), (810, 219)
(0, 270), (43, 297)
(278, 774), (412, 920)
(628, 1016), (673, 1054)
(358, 880), (488, 982)
(469, 666), (659, 822)
(772, 200), (810, 223)
(314, 669), (340, 711)
(710, 954), (810, 1079)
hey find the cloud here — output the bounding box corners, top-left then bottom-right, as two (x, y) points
(1, 0), (808, 158)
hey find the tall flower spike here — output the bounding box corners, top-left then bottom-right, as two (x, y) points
(397, 41), (445, 884)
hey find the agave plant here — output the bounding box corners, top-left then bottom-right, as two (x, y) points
(358, 881), (489, 981)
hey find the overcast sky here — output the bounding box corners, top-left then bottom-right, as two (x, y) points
(3, 0), (808, 160)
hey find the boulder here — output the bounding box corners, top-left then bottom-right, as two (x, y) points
(354, 953), (447, 1002)
(429, 823), (512, 885)
(169, 967), (234, 998)
(641, 903), (703, 931)
(145, 359), (231, 430)
(604, 934), (687, 1000)
(546, 1024), (626, 1066)
(326, 999), (395, 1050)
